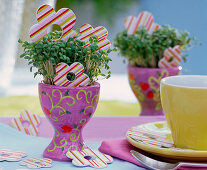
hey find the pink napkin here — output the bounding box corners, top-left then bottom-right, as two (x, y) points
(99, 139), (207, 170)
(98, 139), (143, 167)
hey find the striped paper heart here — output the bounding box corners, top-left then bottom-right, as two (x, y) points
(127, 125), (174, 148)
(20, 158), (52, 169)
(77, 24), (111, 51)
(158, 45), (182, 68)
(54, 62), (90, 87)
(10, 110), (41, 136)
(0, 149), (27, 162)
(66, 148), (113, 168)
(29, 4), (77, 42)
(124, 11), (160, 35)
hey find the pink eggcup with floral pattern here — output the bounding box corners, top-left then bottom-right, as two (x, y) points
(127, 65), (181, 116)
(39, 82), (100, 161)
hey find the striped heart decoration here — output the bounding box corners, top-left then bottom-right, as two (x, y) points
(127, 126), (174, 148)
(54, 62), (90, 87)
(29, 4), (77, 42)
(66, 148), (113, 168)
(77, 24), (111, 51)
(20, 158), (52, 168)
(10, 110), (41, 136)
(124, 11), (160, 35)
(0, 149), (27, 162)
(158, 45), (182, 68)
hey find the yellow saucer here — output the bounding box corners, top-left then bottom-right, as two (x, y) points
(126, 121), (207, 161)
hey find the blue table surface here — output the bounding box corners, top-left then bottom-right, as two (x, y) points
(0, 123), (143, 170)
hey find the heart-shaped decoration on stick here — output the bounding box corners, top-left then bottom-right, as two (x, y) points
(158, 45), (182, 68)
(77, 24), (111, 51)
(29, 4), (77, 42)
(124, 11), (160, 35)
(54, 62), (90, 87)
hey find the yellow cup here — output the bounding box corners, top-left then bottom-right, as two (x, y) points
(161, 75), (207, 150)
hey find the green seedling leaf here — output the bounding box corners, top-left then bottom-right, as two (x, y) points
(66, 110), (71, 114)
